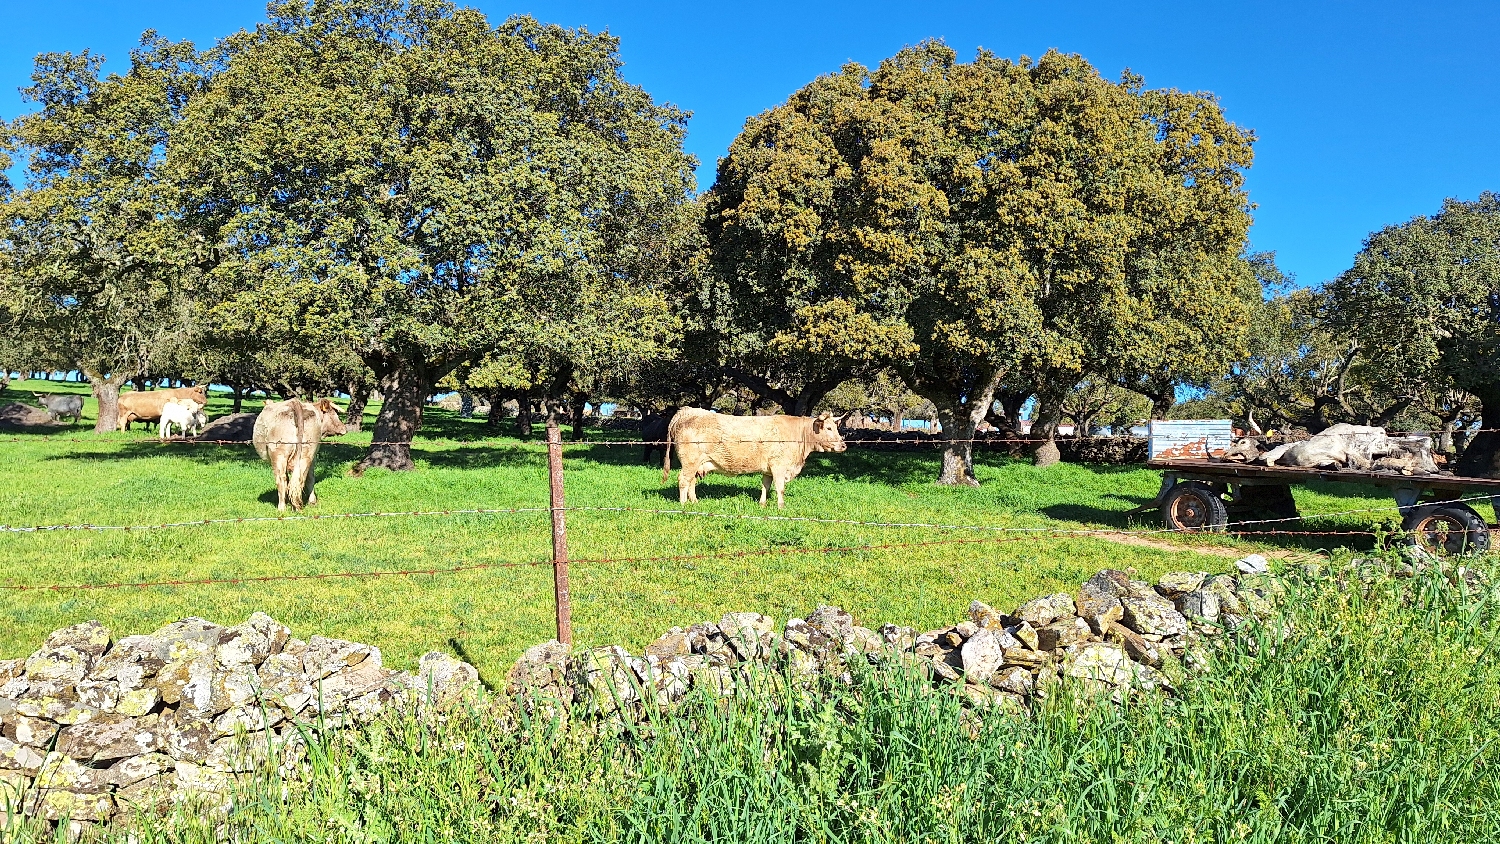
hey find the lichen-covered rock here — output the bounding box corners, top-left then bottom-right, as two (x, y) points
(5, 713), (59, 747)
(720, 612), (776, 661)
(24, 645), (93, 684)
(960, 629), (1010, 685)
(1204, 575), (1246, 615)
(968, 600), (1009, 631)
(57, 714), (162, 761)
(1077, 570), (1131, 634)
(75, 679), (120, 712)
(0, 737), (46, 775)
(506, 641), (571, 700)
(38, 788), (115, 822)
(992, 666), (1034, 697)
(1107, 622), (1161, 667)
(1014, 593), (1076, 628)
(1156, 571), (1209, 597)
(1120, 593), (1189, 636)
(158, 709), (214, 764)
(87, 635), (170, 693)
(413, 652), (479, 703)
(1062, 642), (1135, 689)
(878, 623), (916, 651)
(1176, 588), (1221, 622)
(102, 752), (174, 788)
(644, 628), (690, 657)
(1035, 617), (1094, 652)
(0, 659), (23, 684)
(301, 637), (374, 682)
(216, 613), (290, 668)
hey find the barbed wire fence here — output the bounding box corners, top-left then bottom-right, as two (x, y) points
(3, 415), (1496, 644)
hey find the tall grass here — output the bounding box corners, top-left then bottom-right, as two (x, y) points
(38, 558), (1495, 844)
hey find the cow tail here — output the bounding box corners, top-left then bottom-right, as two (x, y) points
(662, 425), (673, 483)
(289, 401), (308, 508)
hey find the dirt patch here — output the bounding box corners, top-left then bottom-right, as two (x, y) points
(1091, 530), (1310, 561)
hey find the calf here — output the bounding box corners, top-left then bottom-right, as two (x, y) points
(252, 398), (348, 511)
(158, 399), (206, 440)
(640, 406), (678, 466)
(32, 393), (83, 424)
(664, 409), (847, 508)
(118, 385), (209, 431)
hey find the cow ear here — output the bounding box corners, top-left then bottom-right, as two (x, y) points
(812, 416), (825, 433)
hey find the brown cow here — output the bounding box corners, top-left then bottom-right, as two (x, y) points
(663, 408), (847, 508)
(117, 385), (209, 431)
(252, 398), (348, 511)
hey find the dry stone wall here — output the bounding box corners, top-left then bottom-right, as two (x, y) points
(507, 556), (1286, 720)
(0, 614), (478, 828)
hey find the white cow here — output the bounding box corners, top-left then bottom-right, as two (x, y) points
(158, 399), (206, 440)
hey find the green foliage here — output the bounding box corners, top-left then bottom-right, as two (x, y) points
(169, 0), (698, 465)
(704, 42), (1255, 481)
(0, 35), (208, 430)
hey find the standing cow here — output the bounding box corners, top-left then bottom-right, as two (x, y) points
(252, 398), (348, 511)
(118, 385), (209, 431)
(664, 408), (848, 508)
(32, 393), (84, 424)
(640, 406), (679, 466)
(158, 399), (207, 440)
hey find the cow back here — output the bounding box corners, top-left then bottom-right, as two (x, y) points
(671, 411), (813, 476)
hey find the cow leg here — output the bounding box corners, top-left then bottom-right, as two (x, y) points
(271, 452), (290, 511)
(303, 463), (318, 506)
(678, 467), (694, 504)
(759, 474), (771, 507)
(773, 470), (789, 509)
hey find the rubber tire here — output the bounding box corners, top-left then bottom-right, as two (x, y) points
(1401, 503), (1490, 556)
(1162, 482), (1230, 532)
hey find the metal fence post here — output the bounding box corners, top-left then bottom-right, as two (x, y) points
(546, 412), (573, 645)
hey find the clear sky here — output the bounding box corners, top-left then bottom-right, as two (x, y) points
(4, 0), (1496, 288)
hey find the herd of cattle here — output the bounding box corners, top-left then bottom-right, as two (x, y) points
(29, 391), (849, 512)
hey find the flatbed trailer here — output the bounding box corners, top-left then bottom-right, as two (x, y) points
(1141, 458), (1500, 555)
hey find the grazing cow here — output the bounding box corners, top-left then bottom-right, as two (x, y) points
(640, 406), (678, 466)
(117, 385), (209, 431)
(157, 399), (206, 440)
(252, 398), (348, 511)
(32, 393), (83, 424)
(664, 408), (848, 508)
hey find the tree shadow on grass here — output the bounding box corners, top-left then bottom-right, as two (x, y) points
(416, 446), (543, 471)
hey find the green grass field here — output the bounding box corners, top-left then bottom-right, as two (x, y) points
(0, 379), (1444, 684)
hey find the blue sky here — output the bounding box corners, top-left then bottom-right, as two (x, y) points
(4, 0), (1496, 287)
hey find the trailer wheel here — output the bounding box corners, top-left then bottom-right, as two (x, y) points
(1162, 482), (1229, 532)
(1401, 504), (1490, 556)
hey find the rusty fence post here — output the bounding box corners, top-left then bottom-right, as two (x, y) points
(546, 412), (573, 645)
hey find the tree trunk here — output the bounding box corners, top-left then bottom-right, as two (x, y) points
(515, 395), (534, 438)
(1149, 392), (1174, 421)
(930, 371), (1003, 486)
(355, 363), (427, 474)
(569, 391), (588, 441)
(344, 380), (371, 432)
(230, 384), (244, 414)
(1031, 388), (1068, 468)
(87, 371), (126, 434)
(1456, 395), (1500, 478)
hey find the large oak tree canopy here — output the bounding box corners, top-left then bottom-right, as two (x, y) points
(704, 43), (1254, 484)
(172, 0), (697, 470)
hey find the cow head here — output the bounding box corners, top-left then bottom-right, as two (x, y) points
(314, 399), (348, 436)
(811, 412), (847, 453)
(186, 385), (208, 403)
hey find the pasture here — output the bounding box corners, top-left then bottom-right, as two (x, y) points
(0, 380), (1426, 684)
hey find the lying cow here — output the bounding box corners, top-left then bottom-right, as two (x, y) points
(118, 385), (208, 431)
(252, 398), (348, 511)
(32, 393), (83, 424)
(1259, 423), (1437, 475)
(158, 399), (206, 440)
(663, 408), (848, 508)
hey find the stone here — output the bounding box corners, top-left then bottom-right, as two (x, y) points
(43, 621), (112, 660)
(968, 600), (1009, 631)
(38, 789), (115, 822)
(1106, 622), (1161, 667)
(0, 769), (28, 802)
(206, 733), (280, 773)
(1119, 593), (1189, 637)
(1155, 571), (1209, 597)
(1176, 588), (1221, 622)
(1011, 622), (1040, 651)
(313, 658), (394, 713)
(0, 737), (46, 775)
(115, 772), (175, 814)
(173, 760), (230, 795)
(98, 754), (171, 791)
(35, 751), (109, 793)
(150, 618), (227, 661)
(960, 629), (1009, 685)
(159, 709), (214, 763)
(413, 652), (479, 703)
(116, 687), (160, 717)
(1062, 643), (1134, 689)
(721, 612), (776, 661)
(74, 679), (120, 712)
(58, 714), (162, 762)
(302, 636), (374, 682)
(213, 705), (285, 737)
(1014, 593), (1076, 628)
(24, 645), (92, 684)
(1204, 575), (1246, 615)
(87, 635), (170, 693)
(4, 713), (59, 747)
(0, 659), (22, 684)
(644, 629), (690, 657)
(216, 612), (290, 668)
(1078, 570), (1131, 614)
(507, 640), (571, 697)
(992, 666), (1034, 697)
(1002, 647), (1048, 669)
(878, 623), (916, 651)
(1236, 554), (1270, 575)
(573, 646), (639, 713)
(1035, 617), (1094, 652)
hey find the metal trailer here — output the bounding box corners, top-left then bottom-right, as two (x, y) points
(1140, 458), (1500, 555)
